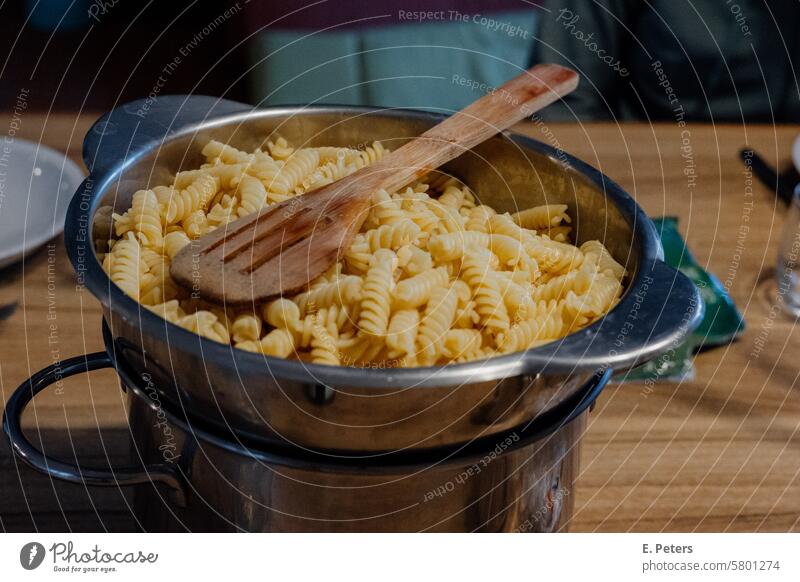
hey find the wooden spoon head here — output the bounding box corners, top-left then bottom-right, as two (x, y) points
(170, 177), (372, 305)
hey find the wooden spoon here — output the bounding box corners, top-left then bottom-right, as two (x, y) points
(171, 64), (578, 304)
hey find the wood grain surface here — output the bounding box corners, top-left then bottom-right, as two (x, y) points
(0, 112), (798, 532)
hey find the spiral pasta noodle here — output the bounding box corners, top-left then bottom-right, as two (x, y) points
(236, 174), (269, 217)
(106, 233), (146, 301)
(442, 328), (483, 361)
(139, 248), (179, 305)
(357, 249), (396, 337)
(398, 245), (433, 277)
(164, 173), (220, 225)
(207, 195), (239, 229)
(163, 231), (191, 259)
(460, 248), (511, 334)
(181, 209), (209, 239)
(347, 141), (386, 169)
(176, 311), (230, 344)
(580, 240), (626, 279)
(269, 149), (320, 195)
(232, 314), (262, 344)
(202, 140), (253, 165)
(500, 309), (565, 353)
(512, 204), (570, 230)
(237, 328), (295, 357)
(368, 189), (407, 228)
(295, 276), (363, 317)
(416, 284), (460, 365)
(263, 298), (301, 330)
(465, 205), (497, 232)
(386, 309), (421, 362)
(267, 137), (294, 160)
(127, 189), (163, 249)
(393, 267), (448, 309)
(362, 220), (421, 252)
(309, 310), (340, 365)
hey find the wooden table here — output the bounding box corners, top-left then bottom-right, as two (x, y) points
(1, 113), (798, 532)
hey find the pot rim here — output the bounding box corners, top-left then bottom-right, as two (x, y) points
(66, 99), (700, 388)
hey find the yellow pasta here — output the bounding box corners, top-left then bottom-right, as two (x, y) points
(362, 220), (421, 252)
(393, 267), (449, 309)
(139, 248), (179, 305)
(181, 209), (209, 239)
(106, 232), (146, 301)
(262, 328), (296, 357)
(369, 189), (406, 227)
(263, 298), (301, 330)
(103, 137), (626, 366)
(500, 310), (565, 353)
(397, 245), (433, 277)
(163, 230), (191, 259)
(580, 240), (626, 279)
(295, 276), (362, 317)
(309, 309), (340, 365)
(512, 203), (570, 230)
(428, 231), (489, 262)
(237, 328), (295, 357)
(232, 314), (262, 344)
(202, 140), (253, 165)
(357, 249), (396, 337)
(126, 189), (164, 250)
(495, 274), (536, 321)
(147, 299), (185, 322)
(347, 141), (386, 169)
(442, 328), (482, 360)
(206, 195), (238, 229)
(465, 205), (497, 232)
(176, 310), (230, 344)
(267, 136), (294, 160)
(164, 173), (219, 224)
(386, 309), (421, 362)
(416, 284), (460, 365)
(533, 270), (597, 304)
(460, 248), (511, 334)
(269, 149), (319, 194)
(235, 174), (269, 217)
(438, 184), (469, 208)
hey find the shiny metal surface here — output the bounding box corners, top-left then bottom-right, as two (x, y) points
(4, 333), (606, 532)
(130, 400), (586, 532)
(64, 96), (703, 453)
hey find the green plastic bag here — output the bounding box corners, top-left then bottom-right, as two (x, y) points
(614, 217), (745, 383)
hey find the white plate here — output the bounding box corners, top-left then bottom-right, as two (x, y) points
(0, 138), (85, 269)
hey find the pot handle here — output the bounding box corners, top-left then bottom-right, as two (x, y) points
(82, 94), (253, 175)
(2, 352), (186, 506)
(535, 259), (704, 373)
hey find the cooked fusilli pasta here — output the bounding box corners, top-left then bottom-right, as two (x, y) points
(101, 137), (626, 366)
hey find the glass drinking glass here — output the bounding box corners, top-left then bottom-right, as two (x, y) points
(775, 184), (800, 318)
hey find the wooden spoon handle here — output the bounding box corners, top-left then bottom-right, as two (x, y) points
(372, 64), (578, 194)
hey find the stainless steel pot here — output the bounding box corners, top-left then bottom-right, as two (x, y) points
(55, 96), (701, 455)
(3, 322), (608, 532)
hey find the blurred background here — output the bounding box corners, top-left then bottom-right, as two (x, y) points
(3, 0), (798, 122)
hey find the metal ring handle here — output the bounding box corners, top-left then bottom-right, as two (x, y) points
(2, 352), (186, 506)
